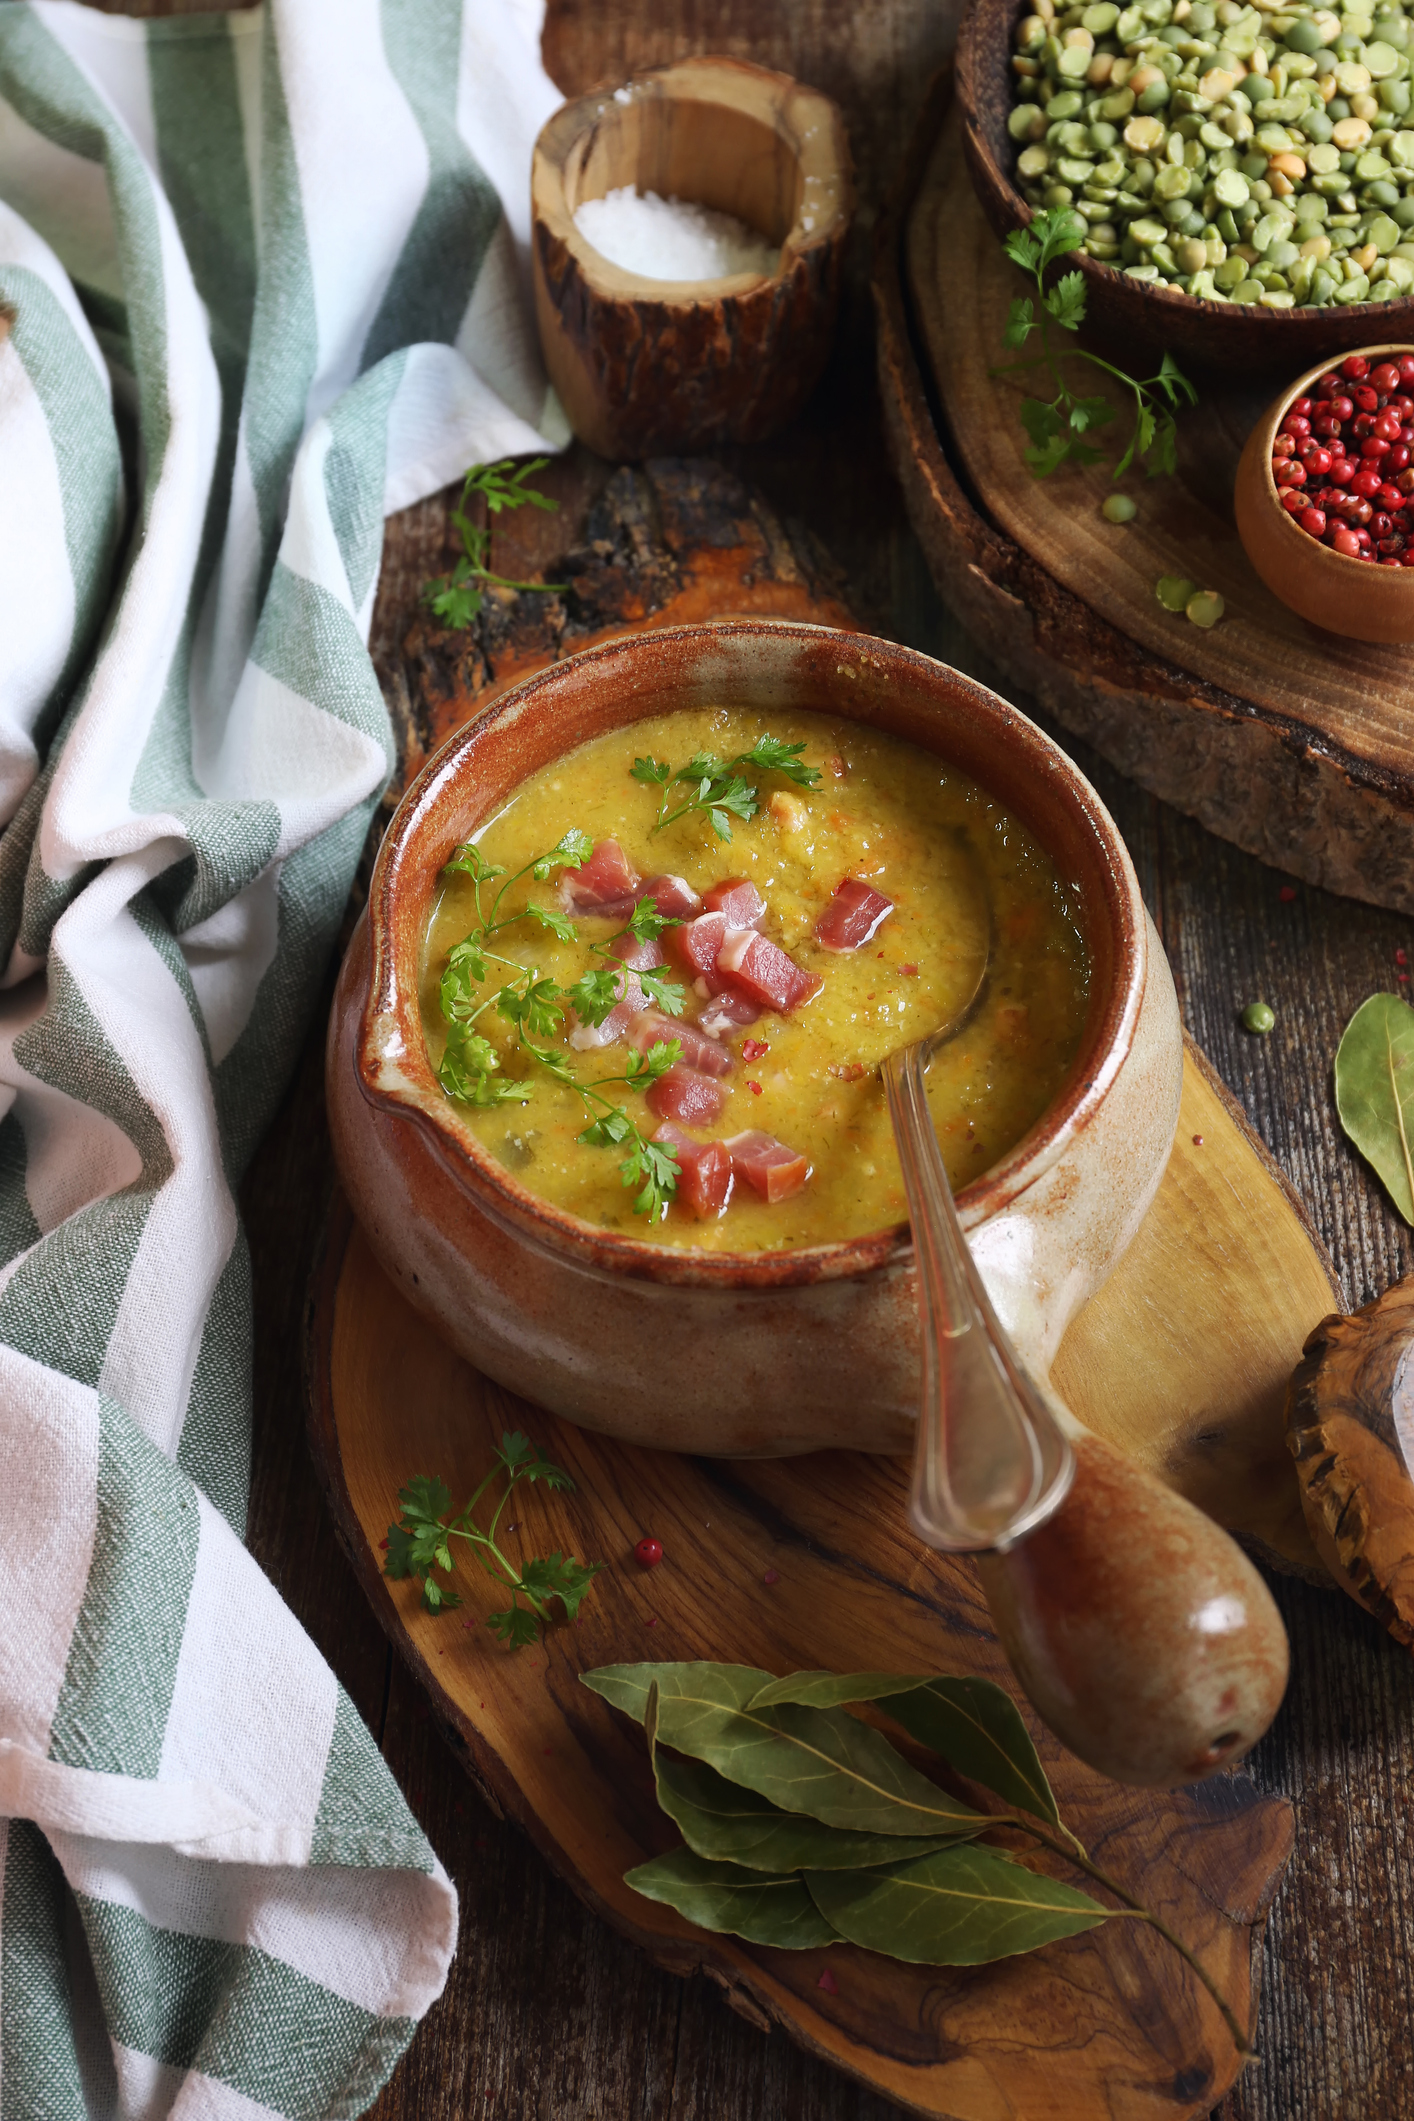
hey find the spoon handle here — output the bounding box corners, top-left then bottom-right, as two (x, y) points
(883, 1040), (1073, 1552)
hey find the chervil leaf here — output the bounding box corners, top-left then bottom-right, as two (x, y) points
(1004, 226), (1042, 274)
(522, 1552), (602, 1617)
(568, 966), (625, 1029)
(713, 778), (757, 821)
(677, 752), (726, 785)
(383, 1523), (420, 1579)
(1037, 208), (1085, 270)
(639, 970), (687, 1016)
(531, 827), (594, 880)
(425, 573), (483, 629)
(442, 843), (502, 884)
(631, 756), (672, 786)
(1067, 394), (1114, 435)
(497, 1432), (534, 1469)
(1002, 295), (1035, 350)
(499, 976), (564, 1041)
(526, 901), (578, 943)
(579, 1107), (634, 1148)
(1149, 411), (1179, 478)
(1019, 397), (1061, 450)
(735, 737), (821, 789)
(1045, 269), (1087, 331)
(623, 1132), (679, 1219)
(1155, 350), (1197, 407)
(709, 808), (733, 841)
(488, 1603), (541, 1649)
(398, 1476), (453, 1526)
(514, 1445), (575, 1490)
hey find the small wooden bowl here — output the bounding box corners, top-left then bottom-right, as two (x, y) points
(956, 0), (1414, 375)
(1234, 343), (1414, 643)
(531, 58), (851, 459)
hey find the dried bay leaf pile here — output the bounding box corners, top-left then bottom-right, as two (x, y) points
(581, 1661), (1250, 2047)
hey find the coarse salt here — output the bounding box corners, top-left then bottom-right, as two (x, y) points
(574, 186), (778, 283)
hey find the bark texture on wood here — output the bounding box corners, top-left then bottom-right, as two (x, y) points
(1287, 1281), (1414, 1646)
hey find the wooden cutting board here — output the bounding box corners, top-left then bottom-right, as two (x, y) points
(318, 458), (1345, 2117)
(873, 73), (1414, 917)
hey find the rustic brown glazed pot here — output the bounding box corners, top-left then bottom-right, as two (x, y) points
(531, 58), (851, 458)
(328, 620), (1181, 1459)
(1235, 343), (1414, 644)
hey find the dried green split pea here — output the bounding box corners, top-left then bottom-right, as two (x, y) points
(1242, 999), (1277, 1032)
(1155, 573), (1226, 623)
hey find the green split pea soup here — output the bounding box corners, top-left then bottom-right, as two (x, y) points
(420, 708), (1091, 1251)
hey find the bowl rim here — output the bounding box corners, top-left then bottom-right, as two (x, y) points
(1254, 341), (1414, 576)
(956, 0), (1414, 337)
(530, 54), (852, 304)
(353, 619), (1148, 1292)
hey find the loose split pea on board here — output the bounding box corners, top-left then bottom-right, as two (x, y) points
(1009, 0), (1414, 310)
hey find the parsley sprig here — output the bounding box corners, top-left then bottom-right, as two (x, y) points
(423, 458), (567, 630)
(631, 735), (822, 842)
(993, 211), (1196, 481)
(384, 1433), (601, 1646)
(436, 838), (687, 1220)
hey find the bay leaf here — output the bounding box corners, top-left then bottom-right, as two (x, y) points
(1335, 992), (1414, 1223)
(625, 1847), (841, 1949)
(807, 1845), (1109, 1966)
(584, 1661), (985, 1839)
(748, 1671), (1058, 1827)
(652, 1746), (972, 1873)
(582, 1661), (773, 1722)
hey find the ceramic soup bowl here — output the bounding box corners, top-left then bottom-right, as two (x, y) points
(327, 620), (1183, 1460)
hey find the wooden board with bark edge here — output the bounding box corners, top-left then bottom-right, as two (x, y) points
(872, 71), (1414, 918)
(307, 1009), (1349, 2121)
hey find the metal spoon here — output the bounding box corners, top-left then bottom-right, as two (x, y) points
(882, 949), (1074, 1554)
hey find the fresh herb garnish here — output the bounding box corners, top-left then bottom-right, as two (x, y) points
(584, 1661), (1253, 2056)
(994, 211), (1196, 482)
(436, 836), (685, 1219)
(1335, 992), (1414, 1223)
(423, 458), (567, 630)
(385, 1433), (601, 1645)
(631, 735), (822, 842)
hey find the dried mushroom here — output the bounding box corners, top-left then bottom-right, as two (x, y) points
(1286, 1278), (1414, 1647)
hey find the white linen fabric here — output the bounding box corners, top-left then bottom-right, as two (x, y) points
(0, 2), (565, 2112)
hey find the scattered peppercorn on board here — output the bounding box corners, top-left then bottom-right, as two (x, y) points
(876, 73), (1414, 912)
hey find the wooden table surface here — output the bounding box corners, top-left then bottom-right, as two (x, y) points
(88, 0), (1414, 2115)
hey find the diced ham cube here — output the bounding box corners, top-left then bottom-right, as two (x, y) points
(610, 931), (665, 972)
(568, 971), (647, 1049)
(639, 873), (702, 920)
(558, 839), (642, 920)
(702, 877), (766, 928)
(666, 911), (728, 981)
(726, 1130), (811, 1204)
(697, 992), (761, 1038)
(717, 928), (822, 1014)
(628, 1009), (732, 1077)
(816, 877), (894, 952)
(647, 1063), (732, 1128)
(651, 1122), (734, 1220)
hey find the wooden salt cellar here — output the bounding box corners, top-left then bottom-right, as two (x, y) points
(532, 57), (851, 458)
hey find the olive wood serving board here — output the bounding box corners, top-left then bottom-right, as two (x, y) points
(306, 1033), (1340, 2121)
(873, 73), (1414, 916)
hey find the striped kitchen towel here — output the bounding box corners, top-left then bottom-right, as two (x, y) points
(0, 2), (566, 2113)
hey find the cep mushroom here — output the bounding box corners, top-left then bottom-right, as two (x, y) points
(1287, 1278), (1414, 1645)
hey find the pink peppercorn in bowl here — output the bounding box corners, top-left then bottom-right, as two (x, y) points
(1234, 344), (1414, 645)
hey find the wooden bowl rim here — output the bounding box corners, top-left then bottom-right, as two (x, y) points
(351, 619), (1149, 1293)
(531, 55), (853, 305)
(955, 0), (1414, 346)
(1250, 341), (1414, 585)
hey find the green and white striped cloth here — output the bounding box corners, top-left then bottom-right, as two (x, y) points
(0, 2), (566, 2112)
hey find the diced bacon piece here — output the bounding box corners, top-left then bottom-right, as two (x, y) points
(558, 838), (641, 919)
(629, 1010), (732, 1076)
(726, 1130), (811, 1204)
(717, 928), (823, 1014)
(647, 1063), (732, 1128)
(817, 877), (895, 952)
(697, 992), (761, 1038)
(638, 873), (702, 920)
(568, 972), (647, 1049)
(702, 877), (766, 928)
(610, 931), (665, 972)
(652, 1122), (734, 1220)
(666, 911), (728, 981)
